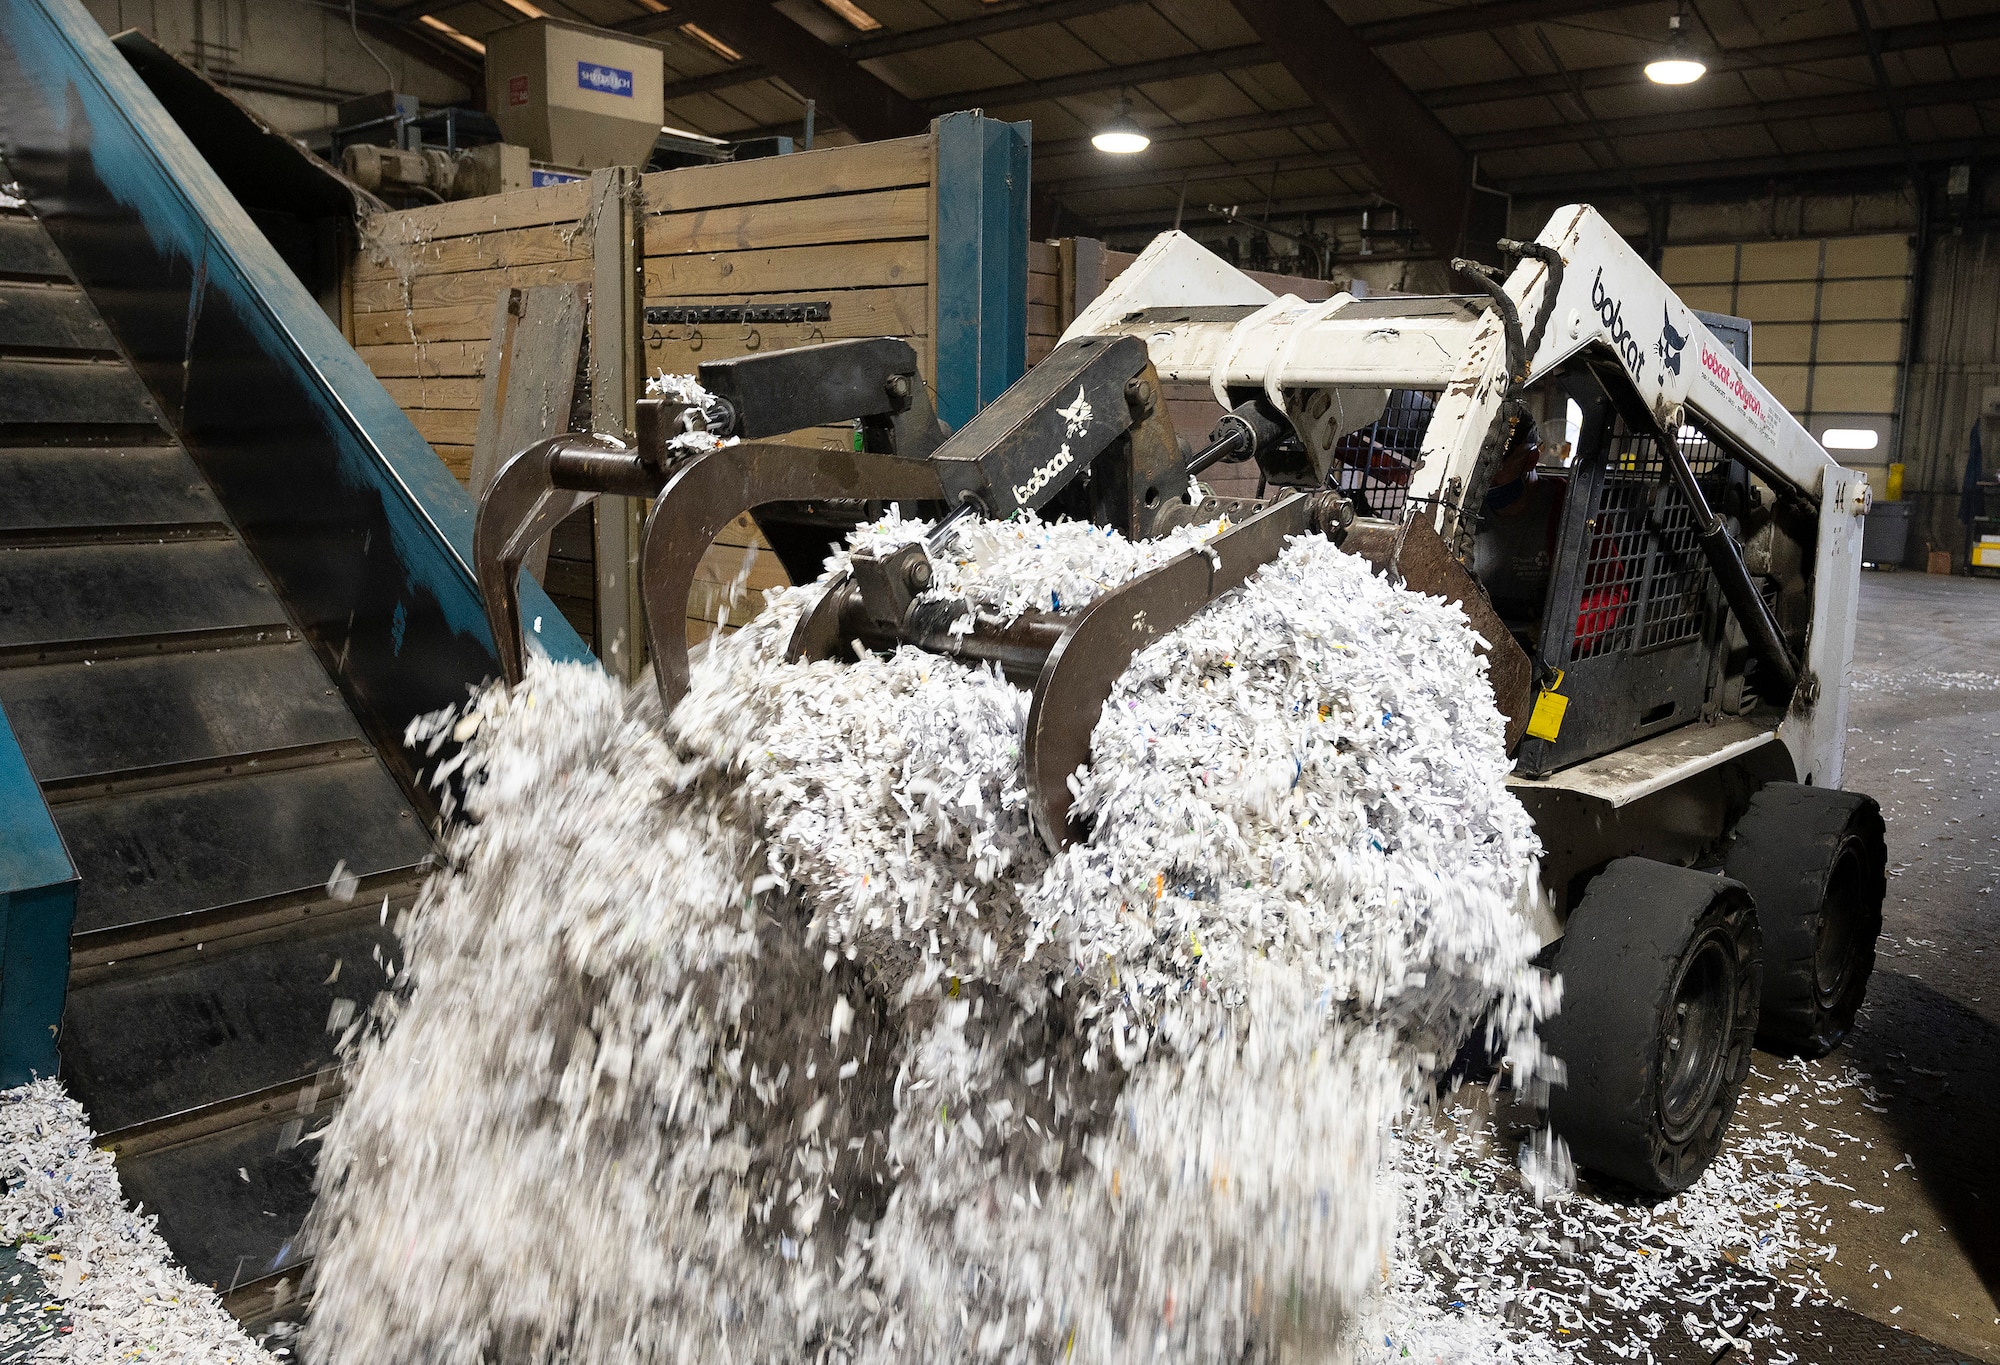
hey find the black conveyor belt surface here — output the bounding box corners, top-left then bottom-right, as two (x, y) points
(0, 191), (431, 1304)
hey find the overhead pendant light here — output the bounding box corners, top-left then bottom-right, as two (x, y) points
(1092, 96), (1150, 155)
(1644, 10), (1707, 85)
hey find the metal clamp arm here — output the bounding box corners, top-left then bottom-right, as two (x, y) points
(473, 433), (668, 685)
(641, 442), (948, 711)
(1024, 491), (1347, 850)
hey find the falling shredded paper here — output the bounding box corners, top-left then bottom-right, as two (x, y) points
(303, 512), (1564, 1364)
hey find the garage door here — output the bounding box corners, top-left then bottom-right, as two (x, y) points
(1662, 234), (1911, 476)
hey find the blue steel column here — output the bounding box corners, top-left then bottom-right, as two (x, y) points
(932, 111), (1032, 432)
(0, 705), (74, 1089)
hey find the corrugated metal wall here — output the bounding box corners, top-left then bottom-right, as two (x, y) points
(1902, 229), (2000, 570)
(76, 0), (469, 133)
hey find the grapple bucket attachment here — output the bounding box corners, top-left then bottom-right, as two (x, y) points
(788, 490), (1356, 851)
(1021, 493), (1333, 848)
(469, 331), (1529, 856)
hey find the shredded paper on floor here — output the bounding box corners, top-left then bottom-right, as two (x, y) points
(289, 510), (1863, 1364)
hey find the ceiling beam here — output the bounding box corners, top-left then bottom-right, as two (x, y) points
(1027, 10), (2000, 171)
(1036, 106), (1330, 164)
(655, 0), (1643, 114)
(647, 5), (1074, 233)
(658, 66), (764, 103)
(1463, 73), (2000, 156)
(849, 0), (1129, 59)
(634, 0), (1137, 87)
(353, 2), (483, 90)
(1011, 7), (1993, 157)
(1226, 0), (1492, 259)
(1042, 148), (1364, 197)
(1506, 135), (2000, 197)
(632, 0), (1128, 52)
(920, 42), (1266, 115)
(656, 0), (929, 141)
(1428, 10), (2000, 111)
(1845, 0), (1921, 186)
(1357, 0), (1639, 46)
(1042, 72), (2000, 205)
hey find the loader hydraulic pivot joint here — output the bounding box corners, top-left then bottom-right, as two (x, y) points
(1306, 489), (1356, 543)
(1189, 397), (1293, 478)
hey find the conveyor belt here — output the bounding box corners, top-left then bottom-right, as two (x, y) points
(0, 0), (594, 1330)
(0, 191), (431, 1303)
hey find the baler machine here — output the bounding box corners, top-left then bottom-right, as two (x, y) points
(472, 206), (1887, 1197)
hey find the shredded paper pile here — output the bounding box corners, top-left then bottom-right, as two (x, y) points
(0, 1081), (273, 1363)
(305, 512), (1563, 1364)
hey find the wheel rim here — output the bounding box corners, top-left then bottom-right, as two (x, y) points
(1659, 927), (1737, 1138)
(1814, 840), (1865, 1008)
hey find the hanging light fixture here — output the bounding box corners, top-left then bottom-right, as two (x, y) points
(1092, 95), (1150, 155)
(1644, 9), (1707, 85)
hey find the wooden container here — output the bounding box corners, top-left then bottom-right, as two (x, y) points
(345, 114), (1029, 649)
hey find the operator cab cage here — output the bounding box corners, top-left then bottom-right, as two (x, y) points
(1067, 207), (1868, 801)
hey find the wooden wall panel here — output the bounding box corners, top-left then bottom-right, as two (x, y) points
(647, 241), (926, 296)
(353, 340), (487, 378)
(376, 376), (482, 410)
(638, 136), (932, 214)
(348, 135), (944, 648)
(645, 189), (931, 257)
(1027, 239), (1060, 366)
(354, 223), (587, 283)
(351, 258), (594, 313)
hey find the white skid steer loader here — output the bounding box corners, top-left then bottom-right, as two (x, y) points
(474, 206), (1883, 1193)
(1068, 205), (1883, 1192)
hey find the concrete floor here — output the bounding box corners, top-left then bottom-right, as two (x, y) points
(1774, 569), (2000, 1361)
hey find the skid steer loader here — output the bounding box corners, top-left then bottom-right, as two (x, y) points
(471, 205), (1885, 1195)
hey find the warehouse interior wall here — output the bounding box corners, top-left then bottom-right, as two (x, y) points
(1518, 172), (2000, 571)
(75, 0), (468, 137)
(1660, 233), (1911, 487)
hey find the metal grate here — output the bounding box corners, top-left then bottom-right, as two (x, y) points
(1571, 420), (1722, 662)
(1330, 389), (1437, 518)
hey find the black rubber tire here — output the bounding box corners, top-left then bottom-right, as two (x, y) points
(1541, 858), (1762, 1195)
(1723, 782), (1886, 1058)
